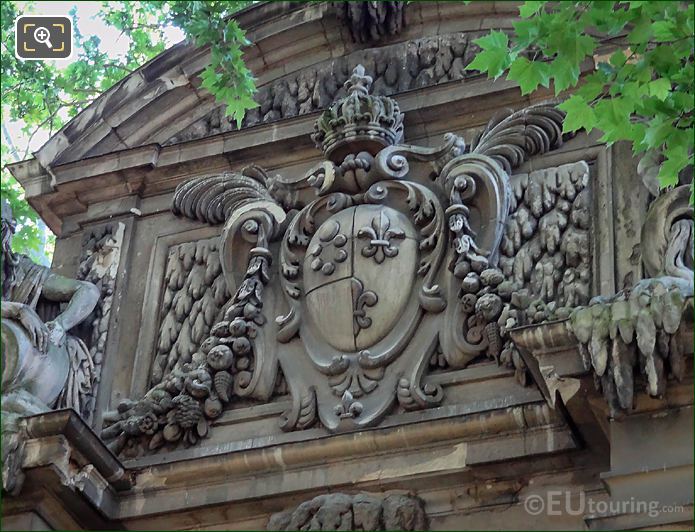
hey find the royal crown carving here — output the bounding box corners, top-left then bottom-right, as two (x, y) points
(102, 65), (572, 455)
(312, 64), (404, 162)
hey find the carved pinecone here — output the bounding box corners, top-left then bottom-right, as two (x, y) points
(172, 394), (202, 429)
(214, 370), (233, 403)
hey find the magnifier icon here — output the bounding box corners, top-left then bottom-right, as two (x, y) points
(33, 26), (53, 49)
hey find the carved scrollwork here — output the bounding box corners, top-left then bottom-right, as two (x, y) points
(437, 105), (570, 381)
(102, 66), (579, 453)
(352, 278), (378, 334)
(641, 185), (693, 281)
(280, 387), (317, 431)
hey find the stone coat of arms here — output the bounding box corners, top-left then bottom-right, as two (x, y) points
(103, 65), (575, 454)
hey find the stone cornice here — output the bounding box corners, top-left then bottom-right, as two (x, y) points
(9, 76), (550, 235)
(12, 401), (574, 523)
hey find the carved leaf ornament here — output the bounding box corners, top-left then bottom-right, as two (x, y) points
(102, 65), (572, 455)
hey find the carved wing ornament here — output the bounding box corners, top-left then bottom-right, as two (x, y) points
(101, 66), (572, 456)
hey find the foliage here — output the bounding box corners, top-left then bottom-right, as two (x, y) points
(466, 1), (694, 194)
(1, 0), (254, 256)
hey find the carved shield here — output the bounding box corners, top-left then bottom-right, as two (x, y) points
(303, 205), (419, 352)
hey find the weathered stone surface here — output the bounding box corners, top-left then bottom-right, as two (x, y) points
(165, 32), (478, 146)
(332, 2), (406, 44)
(75, 221), (125, 423)
(500, 161), (592, 319)
(267, 492), (427, 531)
(102, 67), (576, 451)
(3, 3), (693, 531)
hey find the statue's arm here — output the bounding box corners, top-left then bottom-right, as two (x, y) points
(2, 300), (50, 352)
(1, 301), (24, 319)
(40, 273), (100, 331)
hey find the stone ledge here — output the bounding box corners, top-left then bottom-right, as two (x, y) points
(3, 401), (577, 524)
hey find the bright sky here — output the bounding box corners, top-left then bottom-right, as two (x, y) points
(5, 2), (185, 158)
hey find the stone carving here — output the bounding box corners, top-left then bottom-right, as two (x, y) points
(437, 106), (572, 384)
(496, 160), (592, 341)
(491, 162), (591, 383)
(565, 182), (694, 416)
(1, 201), (100, 494)
(312, 64), (404, 159)
(512, 160), (693, 416)
(267, 492), (427, 531)
(641, 185), (693, 281)
(102, 166), (286, 456)
(75, 222), (124, 423)
(357, 210), (406, 264)
(569, 277), (693, 416)
(164, 32), (481, 145)
(102, 66), (573, 454)
(149, 238), (229, 387)
(332, 1), (406, 44)
(352, 279), (378, 335)
(308, 219), (349, 276)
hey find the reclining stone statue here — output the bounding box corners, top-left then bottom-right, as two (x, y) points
(1, 200), (100, 494)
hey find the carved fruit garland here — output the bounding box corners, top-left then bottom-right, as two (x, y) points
(437, 105), (569, 382)
(101, 233), (273, 457)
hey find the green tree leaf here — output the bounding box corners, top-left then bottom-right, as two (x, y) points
(466, 31), (514, 79)
(557, 95), (596, 133)
(508, 57), (551, 94)
(648, 78), (672, 101)
(519, 1), (544, 18)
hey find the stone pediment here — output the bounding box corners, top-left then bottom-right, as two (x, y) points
(99, 62), (576, 452)
(23, 2), (521, 170)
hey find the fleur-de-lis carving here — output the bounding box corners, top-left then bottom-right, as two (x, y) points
(357, 210), (405, 264)
(351, 278), (378, 336)
(333, 390), (363, 419)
